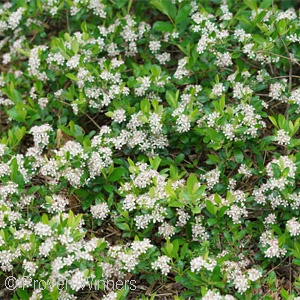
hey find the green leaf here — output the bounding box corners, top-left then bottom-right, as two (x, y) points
(67, 210), (75, 227)
(10, 157), (18, 181)
(207, 154), (220, 163)
(66, 73), (78, 81)
(169, 200), (184, 207)
(260, 0), (272, 8)
(82, 196), (93, 211)
(104, 185), (114, 193)
(17, 288), (29, 299)
(292, 258), (300, 266)
(244, 0), (257, 11)
(174, 153), (184, 164)
(278, 114), (286, 129)
(13, 89), (23, 103)
(166, 90), (178, 108)
(206, 200), (216, 215)
(153, 21), (174, 32)
(271, 163), (281, 179)
(116, 222), (130, 231)
(268, 115), (278, 128)
(207, 128), (219, 141)
(278, 19), (287, 35)
(166, 185), (177, 198)
(234, 148), (244, 164)
(42, 214), (49, 224)
(116, 0), (127, 8)
(140, 98), (151, 114)
(278, 234), (285, 247)
(293, 241), (300, 259)
(150, 0), (166, 14)
(7, 106), (27, 122)
(71, 39), (79, 54)
(165, 240), (173, 257)
(252, 34), (266, 44)
(187, 173), (197, 193)
(81, 21), (88, 32)
(175, 4), (191, 24)
(26, 186), (40, 195)
(280, 288), (289, 299)
(149, 156), (161, 170)
(206, 218), (217, 227)
(108, 167), (125, 182)
(218, 206), (228, 218)
(162, 0), (177, 19)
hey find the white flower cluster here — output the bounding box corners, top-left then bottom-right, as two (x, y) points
(238, 164), (252, 178)
(112, 109), (126, 123)
(23, 260), (38, 276)
(192, 10), (229, 55)
(286, 217), (300, 236)
(190, 256), (217, 272)
(260, 230), (287, 258)
(192, 217), (209, 241)
(90, 202), (110, 220)
(223, 258), (262, 294)
(158, 222), (175, 239)
(106, 239), (153, 276)
(109, 110), (168, 156)
(200, 168), (220, 190)
(253, 156), (296, 208)
(275, 129), (290, 146)
(29, 124), (53, 151)
(212, 83), (225, 97)
(203, 290), (235, 300)
(46, 194), (69, 213)
(269, 80), (287, 101)
(151, 255), (171, 276)
(226, 204), (248, 224)
(289, 88), (300, 112)
(199, 102), (266, 142)
(0, 249), (21, 271)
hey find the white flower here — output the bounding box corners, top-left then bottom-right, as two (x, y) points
(212, 83), (225, 97)
(275, 129), (290, 146)
(233, 274), (249, 293)
(66, 54), (80, 69)
(34, 223), (52, 237)
(215, 51), (232, 67)
(151, 256), (171, 276)
(112, 109), (126, 123)
(176, 115), (190, 133)
(247, 268), (262, 281)
(286, 217), (300, 236)
(102, 291), (117, 300)
(149, 41), (161, 53)
(69, 269), (86, 291)
(91, 203), (110, 220)
(23, 260), (38, 276)
(190, 256), (216, 272)
(158, 222), (175, 239)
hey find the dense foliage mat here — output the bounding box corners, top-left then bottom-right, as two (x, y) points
(1, 0), (300, 299)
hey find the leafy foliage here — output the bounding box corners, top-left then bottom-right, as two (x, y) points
(1, 0), (300, 299)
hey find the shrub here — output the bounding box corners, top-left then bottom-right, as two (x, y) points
(1, 0), (300, 299)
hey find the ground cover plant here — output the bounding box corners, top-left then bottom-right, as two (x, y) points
(2, 0), (300, 299)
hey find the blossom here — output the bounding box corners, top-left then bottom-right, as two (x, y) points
(191, 256), (217, 272)
(112, 109), (126, 123)
(151, 256), (171, 276)
(91, 203), (110, 220)
(275, 129), (290, 146)
(286, 217), (300, 236)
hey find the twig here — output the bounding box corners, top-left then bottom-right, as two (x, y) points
(83, 113), (102, 131)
